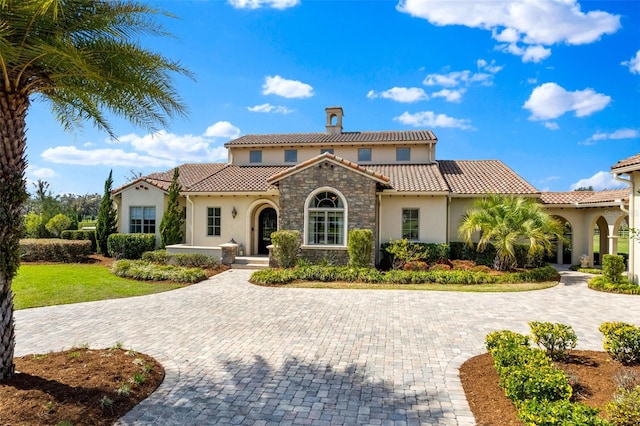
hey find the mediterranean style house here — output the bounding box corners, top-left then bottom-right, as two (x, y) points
(113, 107), (638, 282)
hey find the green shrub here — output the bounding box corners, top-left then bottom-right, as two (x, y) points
(249, 268), (297, 285)
(141, 249), (172, 264)
(19, 238), (92, 262)
(107, 233), (156, 260)
(270, 230), (300, 268)
(383, 240), (449, 270)
(529, 321), (577, 361)
(45, 213), (73, 237)
(589, 276), (640, 295)
(500, 354), (572, 402)
(486, 330), (530, 353)
(603, 254), (626, 284)
(605, 386), (640, 426)
(517, 399), (607, 426)
(111, 259), (207, 283)
(60, 229), (97, 252)
(173, 253), (217, 268)
(449, 241), (496, 266)
(502, 265), (560, 283)
(347, 229), (373, 268)
(77, 220), (97, 230)
(599, 322), (640, 365)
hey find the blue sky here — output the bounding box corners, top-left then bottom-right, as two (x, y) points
(25, 0), (639, 195)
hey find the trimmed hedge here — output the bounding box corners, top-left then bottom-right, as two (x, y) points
(111, 259), (207, 283)
(589, 276), (640, 295)
(60, 229), (97, 252)
(249, 264), (559, 286)
(20, 239), (92, 263)
(107, 233), (156, 260)
(142, 249), (218, 268)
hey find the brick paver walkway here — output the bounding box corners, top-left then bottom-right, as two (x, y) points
(14, 268), (640, 425)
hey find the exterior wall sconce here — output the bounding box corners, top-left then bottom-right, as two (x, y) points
(231, 206), (237, 218)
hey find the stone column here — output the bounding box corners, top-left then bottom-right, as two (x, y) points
(220, 240), (238, 265)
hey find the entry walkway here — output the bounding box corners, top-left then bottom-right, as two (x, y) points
(14, 269), (640, 425)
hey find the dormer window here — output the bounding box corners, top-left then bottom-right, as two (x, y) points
(250, 150), (262, 163)
(396, 147), (410, 162)
(358, 148), (372, 162)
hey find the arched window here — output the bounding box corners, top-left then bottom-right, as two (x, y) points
(306, 190), (346, 245)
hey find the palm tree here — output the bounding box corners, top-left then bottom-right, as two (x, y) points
(459, 195), (564, 271)
(0, 0), (191, 380)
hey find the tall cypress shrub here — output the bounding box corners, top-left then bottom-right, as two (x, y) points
(96, 170), (118, 255)
(160, 167), (184, 247)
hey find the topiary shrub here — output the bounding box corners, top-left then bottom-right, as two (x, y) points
(107, 233), (156, 260)
(599, 322), (640, 365)
(347, 228), (373, 268)
(270, 230), (300, 268)
(603, 254), (626, 284)
(529, 321), (577, 361)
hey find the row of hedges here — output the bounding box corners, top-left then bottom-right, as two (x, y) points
(379, 240), (545, 270)
(486, 322), (640, 425)
(250, 264), (560, 286)
(60, 230), (97, 252)
(111, 260), (208, 284)
(20, 239), (92, 263)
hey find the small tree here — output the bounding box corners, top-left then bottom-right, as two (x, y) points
(271, 230), (300, 268)
(160, 167), (184, 247)
(96, 171), (118, 255)
(348, 229), (373, 268)
(45, 214), (72, 237)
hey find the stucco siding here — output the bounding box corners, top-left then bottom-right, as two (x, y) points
(118, 184), (166, 246)
(378, 194), (447, 244)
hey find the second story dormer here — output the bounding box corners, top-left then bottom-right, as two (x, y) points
(224, 107), (438, 166)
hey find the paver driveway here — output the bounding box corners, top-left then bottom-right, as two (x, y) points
(14, 268), (640, 425)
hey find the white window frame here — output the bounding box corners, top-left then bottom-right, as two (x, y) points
(129, 206), (156, 234)
(303, 187), (348, 247)
(402, 208), (419, 240)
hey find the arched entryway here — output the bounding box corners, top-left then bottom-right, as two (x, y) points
(546, 216), (573, 264)
(257, 207), (277, 255)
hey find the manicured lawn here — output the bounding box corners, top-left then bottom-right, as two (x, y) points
(13, 264), (183, 310)
(263, 281), (558, 292)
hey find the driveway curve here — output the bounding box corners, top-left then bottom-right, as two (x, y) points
(14, 268), (640, 425)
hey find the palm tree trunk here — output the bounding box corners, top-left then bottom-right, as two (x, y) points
(0, 91), (29, 381)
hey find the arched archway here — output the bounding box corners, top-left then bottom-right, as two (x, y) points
(593, 216), (608, 265)
(246, 199), (279, 255)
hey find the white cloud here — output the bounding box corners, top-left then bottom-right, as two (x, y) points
(397, 0), (620, 62)
(621, 50), (640, 74)
(28, 165), (56, 179)
(570, 171), (626, 191)
(579, 128), (639, 145)
(120, 130), (229, 162)
(523, 82), (611, 121)
(228, 0), (298, 9)
(477, 59), (503, 74)
(366, 87), (428, 103)
(247, 103), (294, 114)
(394, 111), (472, 129)
(423, 70), (492, 87)
(204, 121), (241, 138)
(42, 146), (177, 167)
(431, 89), (465, 103)
(544, 122), (559, 130)
(262, 75), (313, 99)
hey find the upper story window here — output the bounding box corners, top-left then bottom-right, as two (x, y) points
(402, 208), (419, 240)
(321, 148), (334, 155)
(285, 149), (298, 163)
(358, 147), (372, 162)
(396, 147), (411, 161)
(130, 206), (156, 234)
(307, 190), (346, 246)
(207, 207), (221, 236)
(249, 150), (262, 163)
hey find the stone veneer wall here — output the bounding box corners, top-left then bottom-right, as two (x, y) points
(277, 160), (378, 266)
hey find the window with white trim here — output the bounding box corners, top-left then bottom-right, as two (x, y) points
(307, 191), (345, 245)
(207, 207), (221, 236)
(402, 208), (419, 240)
(130, 206), (156, 234)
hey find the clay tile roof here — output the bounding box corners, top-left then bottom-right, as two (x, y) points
(368, 164), (449, 192)
(224, 130), (437, 147)
(438, 160), (539, 195)
(186, 165), (289, 193)
(539, 191), (596, 205)
(611, 153), (640, 171)
(267, 152), (390, 184)
(143, 163), (228, 191)
(580, 188), (630, 204)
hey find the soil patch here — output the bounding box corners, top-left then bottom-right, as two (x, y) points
(460, 350), (640, 425)
(0, 347), (164, 426)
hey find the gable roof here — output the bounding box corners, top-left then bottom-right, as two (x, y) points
(267, 152), (390, 185)
(224, 130), (437, 147)
(113, 163), (227, 194)
(438, 160), (539, 195)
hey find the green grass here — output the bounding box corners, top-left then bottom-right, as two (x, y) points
(593, 235), (629, 255)
(263, 281), (558, 292)
(13, 264), (183, 310)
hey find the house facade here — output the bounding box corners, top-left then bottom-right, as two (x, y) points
(113, 107), (634, 278)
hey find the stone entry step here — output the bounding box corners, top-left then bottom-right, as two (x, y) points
(231, 256), (269, 269)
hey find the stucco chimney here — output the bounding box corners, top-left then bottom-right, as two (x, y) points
(325, 106), (343, 135)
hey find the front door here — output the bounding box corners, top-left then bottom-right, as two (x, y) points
(258, 208), (277, 255)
